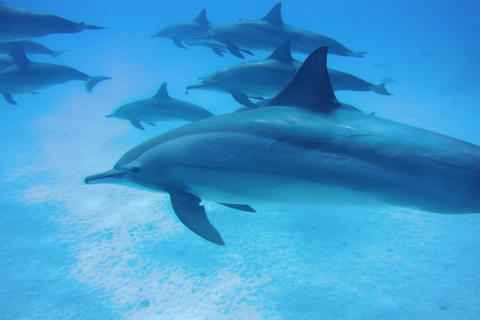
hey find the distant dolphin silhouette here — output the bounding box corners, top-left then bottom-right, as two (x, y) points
(0, 2), (105, 43)
(200, 3), (366, 59)
(86, 46), (480, 245)
(106, 83), (214, 130)
(187, 40), (389, 108)
(0, 40), (67, 57)
(152, 9), (254, 57)
(0, 45), (110, 105)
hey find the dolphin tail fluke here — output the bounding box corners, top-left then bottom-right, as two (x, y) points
(85, 76), (112, 92)
(3, 94), (17, 105)
(227, 43), (245, 59)
(169, 189), (225, 245)
(349, 51), (367, 58)
(231, 91), (258, 108)
(51, 49), (69, 58)
(371, 83), (393, 95)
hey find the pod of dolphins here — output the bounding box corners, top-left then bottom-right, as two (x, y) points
(2, 2), (479, 245)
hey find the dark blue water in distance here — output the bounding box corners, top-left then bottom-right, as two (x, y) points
(1, 0), (479, 319)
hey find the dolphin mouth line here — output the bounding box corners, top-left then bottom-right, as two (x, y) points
(85, 169), (125, 184)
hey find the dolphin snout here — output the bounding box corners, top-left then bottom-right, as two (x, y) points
(186, 83), (206, 90)
(85, 169), (125, 185)
(105, 114), (116, 118)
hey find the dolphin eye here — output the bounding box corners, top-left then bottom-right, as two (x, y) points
(131, 166), (140, 173)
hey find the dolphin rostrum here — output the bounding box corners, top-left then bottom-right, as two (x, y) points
(85, 46), (480, 245)
(106, 82), (215, 130)
(0, 45), (111, 105)
(0, 2), (105, 43)
(186, 40), (390, 108)
(200, 3), (366, 59)
(0, 40), (67, 58)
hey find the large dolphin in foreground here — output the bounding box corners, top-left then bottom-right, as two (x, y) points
(151, 9), (253, 57)
(187, 40), (390, 108)
(0, 46), (110, 105)
(85, 47), (480, 245)
(0, 40), (67, 57)
(200, 3), (366, 59)
(0, 2), (105, 43)
(106, 82), (215, 130)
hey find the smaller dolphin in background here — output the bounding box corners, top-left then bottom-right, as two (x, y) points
(0, 45), (110, 105)
(152, 9), (254, 57)
(0, 2), (105, 43)
(186, 40), (390, 108)
(151, 9), (214, 49)
(0, 40), (67, 58)
(106, 83), (214, 130)
(201, 3), (365, 59)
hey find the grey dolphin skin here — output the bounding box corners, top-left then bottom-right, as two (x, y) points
(85, 46), (480, 245)
(0, 45), (111, 105)
(0, 40), (67, 58)
(106, 83), (215, 130)
(0, 2), (105, 43)
(186, 40), (390, 107)
(201, 3), (366, 59)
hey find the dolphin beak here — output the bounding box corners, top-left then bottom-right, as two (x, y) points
(151, 34), (160, 38)
(186, 83), (206, 90)
(85, 169), (126, 185)
(105, 114), (116, 118)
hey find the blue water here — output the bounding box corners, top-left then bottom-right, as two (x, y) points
(1, 0), (479, 319)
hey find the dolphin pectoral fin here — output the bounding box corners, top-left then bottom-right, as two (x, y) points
(173, 39), (186, 49)
(130, 119), (145, 130)
(231, 91), (258, 108)
(169, 189), (225, 245)
(85, 76), (111, 92)
(371, 83), (393, 95)
(217, 203), (256, 213)
(240, 49), (254, 56)
(3, 94), (17, 105)
(211, 46), (225, 57)
(51, 49), (68, 58)
(226, 43), (245, 59)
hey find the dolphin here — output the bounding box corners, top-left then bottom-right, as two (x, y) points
(151, 9), (214, 49)
(0, 2), (105, 43)
(106, 83), (215, 130)
(0, 40), (67, 58)
(186, 40), (390, 108)
(151, 9), (254, 57)
(0, 45), (111, 105)
(85, 46), (480, 245)
(200, 3), (366, 59)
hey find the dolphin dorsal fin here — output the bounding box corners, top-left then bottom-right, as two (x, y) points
(153, 83), (170, 98)
(262, 3), (283, 25)
(194, 9), (210, 26)
(8, 44), (31, 68)
(267, 39), (294, 63)
(265, 46), (343, 112)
